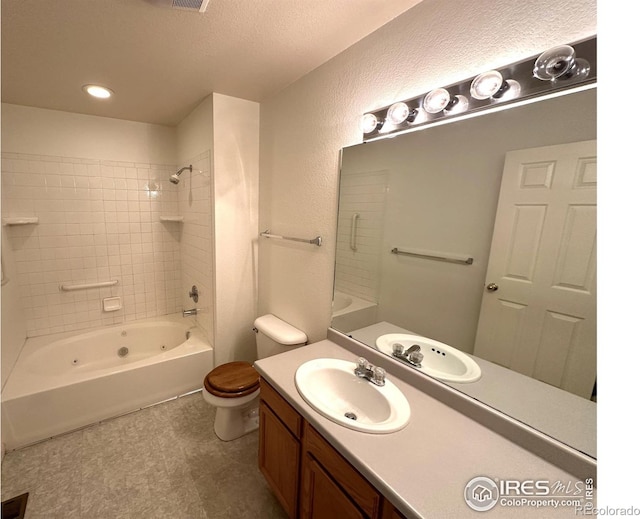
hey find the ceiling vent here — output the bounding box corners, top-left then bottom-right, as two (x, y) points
(171, 0), (209, 12)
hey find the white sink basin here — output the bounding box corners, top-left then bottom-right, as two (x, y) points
(376, 334), (481, 384)
(294, 358), (411, 434)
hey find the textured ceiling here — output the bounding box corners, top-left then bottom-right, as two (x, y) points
(1, 0), (423, 126)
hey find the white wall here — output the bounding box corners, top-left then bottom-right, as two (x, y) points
(258, 0), (597, 343)
(175, 93), (260, 365)
(1, 104), (176, 164)
(212, 93), (260, 365)
(177, 95), (213, 164)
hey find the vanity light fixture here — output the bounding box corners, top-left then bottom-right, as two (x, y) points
(533, 44), (590, 81)
(360, 35), (596, 141)
(470, 70), (521, 101)
(82, 84), (113, 99)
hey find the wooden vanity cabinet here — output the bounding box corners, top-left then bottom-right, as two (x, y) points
(300, 455), (366, 519)
(259, 379), (303, 518)
(258, 379), (407, 519)
(301, 421), (382, 518)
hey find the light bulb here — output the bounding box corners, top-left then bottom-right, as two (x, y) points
(533, 45), (577, 81)
(571, 58), (591, 80)
(423, 88), (451, 114)
(82, 84), (113, 99)
(387, 102), (411, 124)
(361, 113), (381, 134)
(470, 70), (504, 100)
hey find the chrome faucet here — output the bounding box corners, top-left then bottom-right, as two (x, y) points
(392, 343), (424, 368)
(354, 357), (386, 386)
(182, 308), (198, 317)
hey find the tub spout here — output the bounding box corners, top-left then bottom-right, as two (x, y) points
(182, 308), (198, 317)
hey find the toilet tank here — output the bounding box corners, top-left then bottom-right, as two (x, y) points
(254, 314), (307, 359)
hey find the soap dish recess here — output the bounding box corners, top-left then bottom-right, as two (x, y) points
(103, 297), (122, 312)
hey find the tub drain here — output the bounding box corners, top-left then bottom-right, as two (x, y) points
(118, 347), (129, 357)
(344, 412), (357, 421)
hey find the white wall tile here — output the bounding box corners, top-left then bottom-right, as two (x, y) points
(334, 170), (387, 303)
(2, 152), (183, 337)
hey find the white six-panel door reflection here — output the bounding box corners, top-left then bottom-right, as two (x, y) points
(474, 140), (596, 399)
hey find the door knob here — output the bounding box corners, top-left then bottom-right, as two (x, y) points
(486, 283), (499, 292)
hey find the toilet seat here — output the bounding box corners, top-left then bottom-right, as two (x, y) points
(203, 361), (260, 398)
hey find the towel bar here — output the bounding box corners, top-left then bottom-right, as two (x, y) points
(260, 230), (322, 247)
(391, 248), (473, 265)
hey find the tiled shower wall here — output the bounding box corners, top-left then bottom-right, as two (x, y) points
(177, 151), (214, 343)
(1, 152), (193, 337)
(334, 169), (387, 302)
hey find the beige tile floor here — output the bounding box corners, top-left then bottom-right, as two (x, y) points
(1, 392), (288, 519)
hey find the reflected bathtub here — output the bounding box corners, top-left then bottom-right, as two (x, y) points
(1, 314), (213, 450)
(331, 290), (378, 333)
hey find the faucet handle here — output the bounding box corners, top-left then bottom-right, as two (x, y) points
(392, 343), (404, 355)
(408, 350), (424, 365)
(357, 357), (369, 370)
(372, 366), (386, 386)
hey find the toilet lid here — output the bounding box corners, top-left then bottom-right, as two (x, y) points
(204, 361), (260, 398)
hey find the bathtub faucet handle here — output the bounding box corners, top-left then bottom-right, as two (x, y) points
(182, 308), (198, 317)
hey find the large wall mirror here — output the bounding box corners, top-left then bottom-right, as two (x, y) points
(332, 86), (596, 459)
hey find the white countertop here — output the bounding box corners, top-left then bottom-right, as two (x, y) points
(255, 338), (596, 519)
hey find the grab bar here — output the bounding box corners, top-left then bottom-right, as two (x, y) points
(260, 230), (322, 247)
(1, 255), (8, 286)
(59, 280), (119, 291)
(391, 248), (473, 265)
(350, 213), (359, 251)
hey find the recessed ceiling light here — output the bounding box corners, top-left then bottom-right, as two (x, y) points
(82, 84), (113, 99)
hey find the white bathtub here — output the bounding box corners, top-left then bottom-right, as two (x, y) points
(1, 314), (213, 450)
(331, 290), (378, 333)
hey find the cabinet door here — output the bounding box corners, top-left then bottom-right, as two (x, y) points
(302, 423), (382, 518)
(259, 401), (300, 518)
(381, 499), (407, 519)
(301, 454), (367, 519)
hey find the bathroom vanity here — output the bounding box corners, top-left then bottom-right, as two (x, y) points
(259, 378), (404, 518)
(255, 335), (596, 519)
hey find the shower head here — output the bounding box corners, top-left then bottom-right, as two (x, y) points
(170, 165), (192, 184)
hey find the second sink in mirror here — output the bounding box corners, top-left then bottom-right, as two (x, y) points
(376, 333), (481, 384)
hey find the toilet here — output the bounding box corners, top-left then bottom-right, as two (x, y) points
(201, 314), (307, 441)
